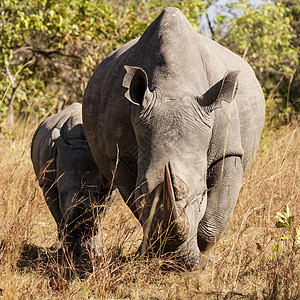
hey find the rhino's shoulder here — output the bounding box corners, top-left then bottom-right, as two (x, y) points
(53, 103), (85, 141)
(195, 34), (256, 77)
(32, 103), (84, 156)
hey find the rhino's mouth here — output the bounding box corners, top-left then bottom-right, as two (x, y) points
(177, 251), (201, 271)
(158, 240), (201, 271)
(138, 161), (207, 270)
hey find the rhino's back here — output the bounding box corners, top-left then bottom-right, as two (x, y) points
(31, 103), (84, 183)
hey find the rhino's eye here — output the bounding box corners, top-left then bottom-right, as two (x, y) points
(199, 190), (207, 211)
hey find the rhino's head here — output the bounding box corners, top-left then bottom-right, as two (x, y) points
(123, 66), (239, 270)
(52, 128), (99, 245)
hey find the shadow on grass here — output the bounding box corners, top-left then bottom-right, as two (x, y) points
(0, 239), (199, 283)
(0, 240), (94, 280)
(14, 242), (203, 273)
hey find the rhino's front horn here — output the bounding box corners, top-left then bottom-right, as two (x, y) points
(163, 162), (189, 241)
(163, 162), (179, 223)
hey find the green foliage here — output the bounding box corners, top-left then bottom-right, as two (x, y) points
(0, 0), (205, 126)
(213, 0), (299, 126)
(275, 205), (294, 230)
(0, 0), (299, 127)
(280, 0), (300, 117)
(271, 205), (299, 256)
(225, 2), (296, 75)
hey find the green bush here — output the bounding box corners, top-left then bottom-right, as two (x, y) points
(0, 0), (298, 128)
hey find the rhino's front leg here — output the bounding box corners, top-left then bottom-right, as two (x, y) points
(61, 199), (95, 255)
(41, 184), (64, 241)
(61, 186), (118, 258)
(197, 155), (243, 266)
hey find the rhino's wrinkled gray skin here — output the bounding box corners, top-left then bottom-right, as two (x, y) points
(83, 8), (265, 270)
(31, 103), (105, 254)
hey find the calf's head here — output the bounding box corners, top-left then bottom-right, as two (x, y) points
(51, 128), (99, 243)
(123, 66), (239, 269)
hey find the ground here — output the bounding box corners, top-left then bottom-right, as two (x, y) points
(0, 121), (299, 299)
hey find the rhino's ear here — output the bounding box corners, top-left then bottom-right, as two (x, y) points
(52, 128), (68, 153)
(197, 70), (240, 111)
(123, 65), (153, 106)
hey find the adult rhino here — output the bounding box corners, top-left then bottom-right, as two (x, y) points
(83, 7), (265, 270)
(31, 103), (105, 255)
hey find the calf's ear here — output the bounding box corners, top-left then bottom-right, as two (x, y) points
(123, 66), (153, 107)
(197, 70), (240, 112)
(51, 128), (68, 153)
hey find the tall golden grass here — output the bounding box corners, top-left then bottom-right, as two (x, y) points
(0, 121), (299, 299)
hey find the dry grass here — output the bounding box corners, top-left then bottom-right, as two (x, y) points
(0, 121), (299, 299)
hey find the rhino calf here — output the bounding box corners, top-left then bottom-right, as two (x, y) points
(31, 103), (106, 255)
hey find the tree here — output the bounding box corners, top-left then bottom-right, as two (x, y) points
(280, 0), (300, 119)
(212, 0), (299, 125)
(0, 0), (206, 127)
(0, 0), (298, 127)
